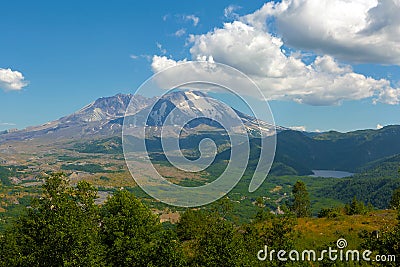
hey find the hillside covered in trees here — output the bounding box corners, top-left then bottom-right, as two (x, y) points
(1, 173), (399, 266)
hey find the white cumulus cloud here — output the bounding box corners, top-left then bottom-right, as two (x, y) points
(0, 68), (28, 91)
(153, 21), (400, 105)
(243, 0), (400, 65)
(374, 87), (400, 104)
(151, 1), (400, 106)
(151, 55), (187, 72)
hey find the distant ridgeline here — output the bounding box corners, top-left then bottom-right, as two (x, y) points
(71, 125), (400, 172)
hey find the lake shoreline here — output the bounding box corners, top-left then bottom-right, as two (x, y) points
(310, 170), (354, 178)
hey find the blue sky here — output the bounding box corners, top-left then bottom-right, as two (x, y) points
(1, 0), (400, 132)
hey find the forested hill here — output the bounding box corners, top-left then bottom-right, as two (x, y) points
(214, 125), (400, 176)
(69, 125), (400, 176)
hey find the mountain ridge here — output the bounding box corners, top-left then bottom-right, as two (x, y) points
(0, 91), (281, 143)
(1, 92), (400, 178)
(0, 91), (394, 140)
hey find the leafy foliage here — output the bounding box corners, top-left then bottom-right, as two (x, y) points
(1, 170), (400, 266)
(0, 173), (185, 267)
(360, 211), (400, 267)
(0, 173), (102, 266)
(177, 203), (297, 267)
(390, 187), (400, 210)
(317, 207), (344, 218)
(99, 190), (185, 266)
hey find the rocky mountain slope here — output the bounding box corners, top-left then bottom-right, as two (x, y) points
(0, 91), (281, 143)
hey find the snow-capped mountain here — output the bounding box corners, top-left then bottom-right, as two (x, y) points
(61, 93), (136, 123)
(123, 90), (282, 136)
(0, 91), (284, 143)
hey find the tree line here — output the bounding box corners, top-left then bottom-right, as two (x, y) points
(0, 174), (399, 266)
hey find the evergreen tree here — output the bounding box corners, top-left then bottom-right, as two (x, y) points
(290, 180), (311, 218)
(345, 196), (370, 215)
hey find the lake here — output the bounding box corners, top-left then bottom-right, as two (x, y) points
(310, 170), (354, 178)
